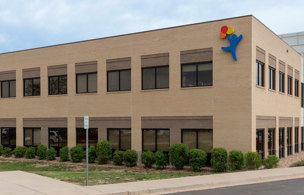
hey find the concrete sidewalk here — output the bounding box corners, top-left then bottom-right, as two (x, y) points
(2, 167), (304, 195)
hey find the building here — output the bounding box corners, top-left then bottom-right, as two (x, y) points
(0, 15), (301, 159)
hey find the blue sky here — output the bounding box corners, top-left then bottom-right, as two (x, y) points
(0, 0), (303, 53)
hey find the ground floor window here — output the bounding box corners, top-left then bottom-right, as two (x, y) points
(181, 129), (213, 152)
(256, 129), (264, 159)
(24, 128), (41, 147)
(268, 128), (275, 155)
(107, 128), (131, 151)
(302, 127), (304, 151)
(287, 127), (292, 156)
(76, 128), (98, 147)
(1, 128), (16, 148)
(49, 128), (67, 154)
(279, 128), (285, 158)
(295, 127), (299, 153)
(142, 129), (170, 152)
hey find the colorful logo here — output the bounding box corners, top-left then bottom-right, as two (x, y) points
(220, 25), (243, 61)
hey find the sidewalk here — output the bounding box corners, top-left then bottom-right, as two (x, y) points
(1, 167), (304, 195)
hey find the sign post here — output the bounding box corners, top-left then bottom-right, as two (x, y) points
(84, 116), (89, 186)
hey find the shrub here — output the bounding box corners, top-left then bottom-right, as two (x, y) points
(211, 148), (228, 172)
(263, 155), (279, 169)
(123, 150), (138, 167)
(113, 150), (124, 165)
(141, 151), (156, 168)
(245, 152), (262, 170)
(229, 150), (244, 171)
(36, 144), (47, 160)
(14, 146), (27, 158)
(155, 151), (167, 170)
(88, 146), (96, 163)
(59, 146), (69, 162)
(96, 140), (112, 164)
(169, 143), (189, 170)
(25, 147), (36, 159)
(46, 147), (57, 161)
(291, 160), (304, 167)
(189, 149), (207, 172)
(70, 145), (84, 163)
(0, 144), (3, 156)
(3, 147), (12, 157)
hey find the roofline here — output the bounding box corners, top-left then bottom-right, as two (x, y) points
(0, 14), (253, 56)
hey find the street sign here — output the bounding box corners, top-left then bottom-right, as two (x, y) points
(84, 116), (89, 129)
(84, 116), (89, 186)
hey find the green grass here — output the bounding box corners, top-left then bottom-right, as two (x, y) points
(0, 159), (207, 185)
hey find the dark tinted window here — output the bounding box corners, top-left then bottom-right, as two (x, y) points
(76, 73), (97, 93)
(24, 78), (40, 96)
(107, 128), (131, 151)
(107, 69), (131, 92)
(49, 128), (67, 154)
(142, 68), (156, 89)
(49, 75), (67, 95)
(1, 128), (16, 148)
(182, 62), (212, 87)
(279, 72), (285, 93)
(295, 79), (299, 97)
(24, 128), (41, 146)
(269, 67), (275, 90)
(76, 128), (98, 147)
(287, 76), (292, 95)
(182, 129), (213, 152)
(142, 66), (169, 90)
(142, 129), (170, 152)
(256, 61), (264, 87)
(1, 80), (15, 98)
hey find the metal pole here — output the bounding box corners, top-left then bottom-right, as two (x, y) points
(86, 127), (89, 186)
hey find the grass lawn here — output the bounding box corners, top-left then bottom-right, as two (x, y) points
(0, 157), (212, 185)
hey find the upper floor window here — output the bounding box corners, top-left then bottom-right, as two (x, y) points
(49, 75), (67, 95)
(107, 69), (131, 92)
(295, 79), (299, 97)
(24, 78), (40, 96)
(287, 75), (292, 95)
(256, 61), (264, 87)
(1, 80), (16, 98)
(76, 72), (97, 93)
(181, 62), (212, 87)
(279, 71), (285, 93)
(268, 67), (275, 90)
(142, 66), (169, 90)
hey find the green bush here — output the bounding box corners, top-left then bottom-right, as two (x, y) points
(96, 140), (112, 164)
(113, 150), (124, 165)
(211, 148), (228, 172)
(141, 151), (156, 168)
(59, 146), (69, 162)
(46, 147), (57, 160)
(189, 149), (207, 172)
(263, 155), (279, 169)
(169, 143), (189, 170)
(229, 150), (244, 171)
(0, 144), (3, 156)
(25, 147), (36, 159)
(155, 151), (167, 170)
(70, 145), (84, 163)
(14, 146), (27, 158)
(245, 152), (262, 170)
(36, 144), (47, 160)
(88, 146), (96, 163)
(291, 160), (304, 167)
(123, 150), (138, 167)
(3, 147), (12, 157)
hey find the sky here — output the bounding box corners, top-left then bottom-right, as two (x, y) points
(0, 0), (303, 53)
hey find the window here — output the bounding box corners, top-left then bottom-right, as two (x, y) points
(107, 69), (131, 92)
(295, 127), (299, 153)
(181, 129), (213, 152)
(49, 128), (67, 154)
(279, 128), (285, 158)
(107, 128), (131, 151)
(268, 67), (275, 90)
(279, 72), (285, 93)
(256, 61), (264, 87)
(1, 128), (16, 148)
(76, 73), (97, 93)
(268, 128), (275, 155)
(49, 75), (67, 95)
(301, 127), (304, 151)
(287, 76), (292, 95)
(256, 129), (264, 159)
(24, 78), (40, 96)
(287, 127), (292, 156)
(181, 62), (212, 87)
(295, 79), (299, 97)
(76, 128), (98, 147)
(142, 66), (169, 90)
(142, 129), (170, 152)
(24, 128), (41, 147)
(1, 80), (16, 98)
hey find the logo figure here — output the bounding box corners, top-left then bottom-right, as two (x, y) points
(220, 25), (242, 61)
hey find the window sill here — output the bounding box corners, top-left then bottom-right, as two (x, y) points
(256, 85), (265, 89)
(278, 91), (285, 95)
(181, 86), (213, 90)
(268, 89), (276, 93)
(107, 90), (131, 94)
(0, 97), (16, 100)
(141, 88), (169, 92)
(75, 92), (97, 96)
(287, 94), (293, 97)
(23, 96), (41, 98)
(48, 94), (68, 97)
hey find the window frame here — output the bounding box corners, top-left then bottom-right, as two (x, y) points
(48, 128), (68, 151)
(48, 75), (68, 95)
(23, 77), (40, 96)
(1, 79), (16, 98)
(76, 72), (97, 94)
(267, 128), (275, 155)
(279, 71), (285, 93)
(279, 127), (285, 158)
(301, 127), (304, 151)
(0, 127), (16, 148)
(23, 127), (41, 147)
(181, 129), (213, 152)
(181, 61), (213, 88)
(256, 129), (265, 159)
(76, 128), (98, 147)
(256, 60), (265, 87)
(107, 128), (131, 151)
(107, 69), (131, 92)
(142, 128), (170, 152)
(287, 75), (293, 95)
(142, 65), (169, 90)
(295, 127), (299, 153)
(287, 127), (292, 156)
(268, 67), (276, 90)
(295, 79), (299, 97)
